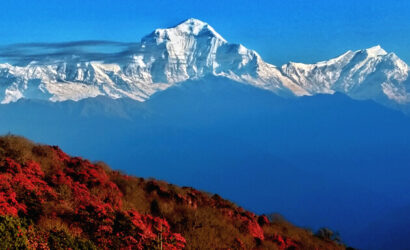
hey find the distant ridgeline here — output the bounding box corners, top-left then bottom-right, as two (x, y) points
(0, 135), (350, 249)
(0, 18), (409, 113)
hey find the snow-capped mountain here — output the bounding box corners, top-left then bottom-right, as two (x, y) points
(0, 18), (409, 109)
(282, 45), (410, 104)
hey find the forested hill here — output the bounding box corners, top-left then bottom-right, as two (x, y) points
(0, 135), (348, 249)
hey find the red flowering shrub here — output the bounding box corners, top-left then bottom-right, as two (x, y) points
(0, 158), (56, 217)
(267, 233), (300, 250)
(0, 184), (24, 216)
(47, 147), (185, 249)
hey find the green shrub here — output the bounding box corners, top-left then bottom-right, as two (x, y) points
(48, 230), (96, 250)
(315, 228), (341, 243)
(0, 216), (28, 249)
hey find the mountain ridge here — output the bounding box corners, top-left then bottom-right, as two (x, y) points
(0, 18), (409, 110)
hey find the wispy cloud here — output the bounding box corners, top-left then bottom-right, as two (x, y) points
(0, 40), (141, 65)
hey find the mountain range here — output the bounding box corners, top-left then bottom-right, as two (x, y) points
(0, 18), (409, 112)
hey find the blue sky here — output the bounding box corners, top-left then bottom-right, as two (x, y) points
(0, 0), (409, 65)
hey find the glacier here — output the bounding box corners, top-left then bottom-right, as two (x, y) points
(0, 18), (409, 109)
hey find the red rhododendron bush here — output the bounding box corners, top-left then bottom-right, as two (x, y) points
(0, 135), (347, 249)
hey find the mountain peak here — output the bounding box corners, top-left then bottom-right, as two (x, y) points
(177, 18), (208, 28)
(364, 45), (387, 57)
(158, 18), (227, 42)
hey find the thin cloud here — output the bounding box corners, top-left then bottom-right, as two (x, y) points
(0, 40), (142, 65)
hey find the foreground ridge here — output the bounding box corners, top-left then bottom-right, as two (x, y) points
(0, 135), (349, 249)
(0, 18), (409, 110)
